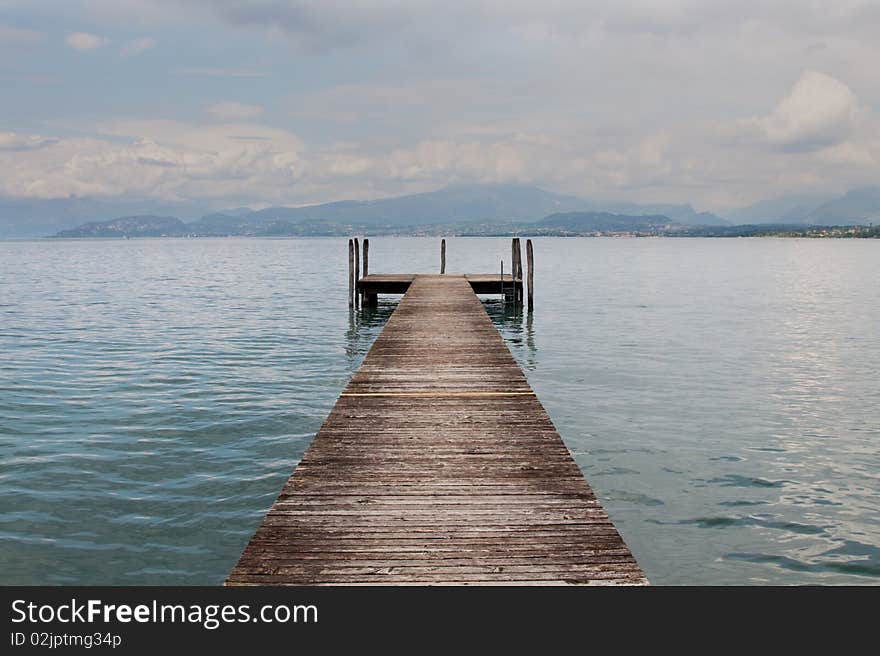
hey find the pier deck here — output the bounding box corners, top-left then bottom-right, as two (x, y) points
(358, 273), (518, 296)
(228, 275), (645, 585)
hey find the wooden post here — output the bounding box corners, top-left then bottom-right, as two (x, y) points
(348, 239), (354, 307)
(354, 238), (360, 308)
(510, 239), (516, 306)
(363, 238), (377, 307)
(440, 239), (446, 274)
(518, 238), (523, 307)
(526, 238), (534, 312)
(512, 239), (520, 277)
(363, 238), (369, 277)
(500, 260), (505, 304)
(513, 238), (523, 307)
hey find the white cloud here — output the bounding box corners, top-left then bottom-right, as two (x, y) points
(0, 122), (305, 203)
(65, 32), (108, 51)
(207, 102), (265, 121)
(0, 132), (56, 151)
(3, 4), (880, 210)
(120, 37), (155, 57)
(1, 94), (878, 211)
(760, 70), (862, 151)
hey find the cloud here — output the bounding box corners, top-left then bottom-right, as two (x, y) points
(65, 32), (108, 51)
(172, 67), (270, 78)
(0, 122), (305, 203)
(0, 73), (59, 85)
(0, 132), (57, 151)
(163, 0), (880, 51)
(0, 122), (704, 206)
(3, 3), (880, 210)
(0, 105), (877, 212)
(0, 23), (46, 47)
(759, 71), (862, 151)
(207, 102), (265, 121)
(120, 36), (156, 56)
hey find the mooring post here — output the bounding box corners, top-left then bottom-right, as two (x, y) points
(500, 260), (505, 304)
(363, 238), (377, 307)
(441, 238), (446, 274)
(513, 237), (520, 307)
(510, 239), (516, 306)
(348, 239), (354, 307)
(354, 238), (360, 308)
(363, 238), (369, 277)
(511, 239), (516, 288)
(526, 238), (534, 312)
(513, 238), (523, 307)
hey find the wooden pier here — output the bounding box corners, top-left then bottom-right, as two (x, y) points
(351, 237), (529, 307)
(228, 264), (646, 585)
(358, 272), (519, 297)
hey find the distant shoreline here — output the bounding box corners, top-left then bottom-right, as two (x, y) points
(12, 229), (880, 241)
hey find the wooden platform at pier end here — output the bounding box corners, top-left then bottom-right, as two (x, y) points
(227, 275), (646, 585)
(358, 273), (518, 296)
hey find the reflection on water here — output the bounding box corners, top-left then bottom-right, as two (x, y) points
(345, 301), (397, 365)
(481, 297), (537, 371)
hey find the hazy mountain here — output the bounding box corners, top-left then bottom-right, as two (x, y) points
(722, 192), (836, 224)
(722, 188), (880, 225)
(538, 211), (674, 231)
(0, 197), (212, 238)
(805, 187), (880, 225)
(186, 213), (258, 236)
(242, 185), (727, 227)
(180, 184), (730, 229)
(245, 183), (593, 227)
(15, 183), (880, 239)
(10, 184), (738, 238)
(55, 216), (188, 238)
(583, 201), (727, 226)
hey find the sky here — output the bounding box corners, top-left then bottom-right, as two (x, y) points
(1, 0), (879, 211)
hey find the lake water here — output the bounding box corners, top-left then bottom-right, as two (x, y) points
(1, 237), (877, 585)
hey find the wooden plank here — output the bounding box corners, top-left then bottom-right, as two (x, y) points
(228, 275), (645, 586)
(358, 273), (521, 296)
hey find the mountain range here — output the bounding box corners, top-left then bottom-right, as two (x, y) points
(0, 196), (212, 239)
(49, 184), (728, 238)
(722, 188), (880, 225)
(1, 183), (878, 238)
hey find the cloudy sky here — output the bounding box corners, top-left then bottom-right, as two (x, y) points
(1, 0), (878, 211)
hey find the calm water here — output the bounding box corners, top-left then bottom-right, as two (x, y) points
(1, 237), (878, 585)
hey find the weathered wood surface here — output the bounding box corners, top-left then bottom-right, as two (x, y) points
(347, 239), (354, 307)
(354, 238), (360, 308)
(362, 238), (369, 277)
(362, 239), (377, 307)
(229, 275), (645, 585)
(513, 238), (523, 306)
(526, 238), (534, 311)
(358, 273), (519, 296)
